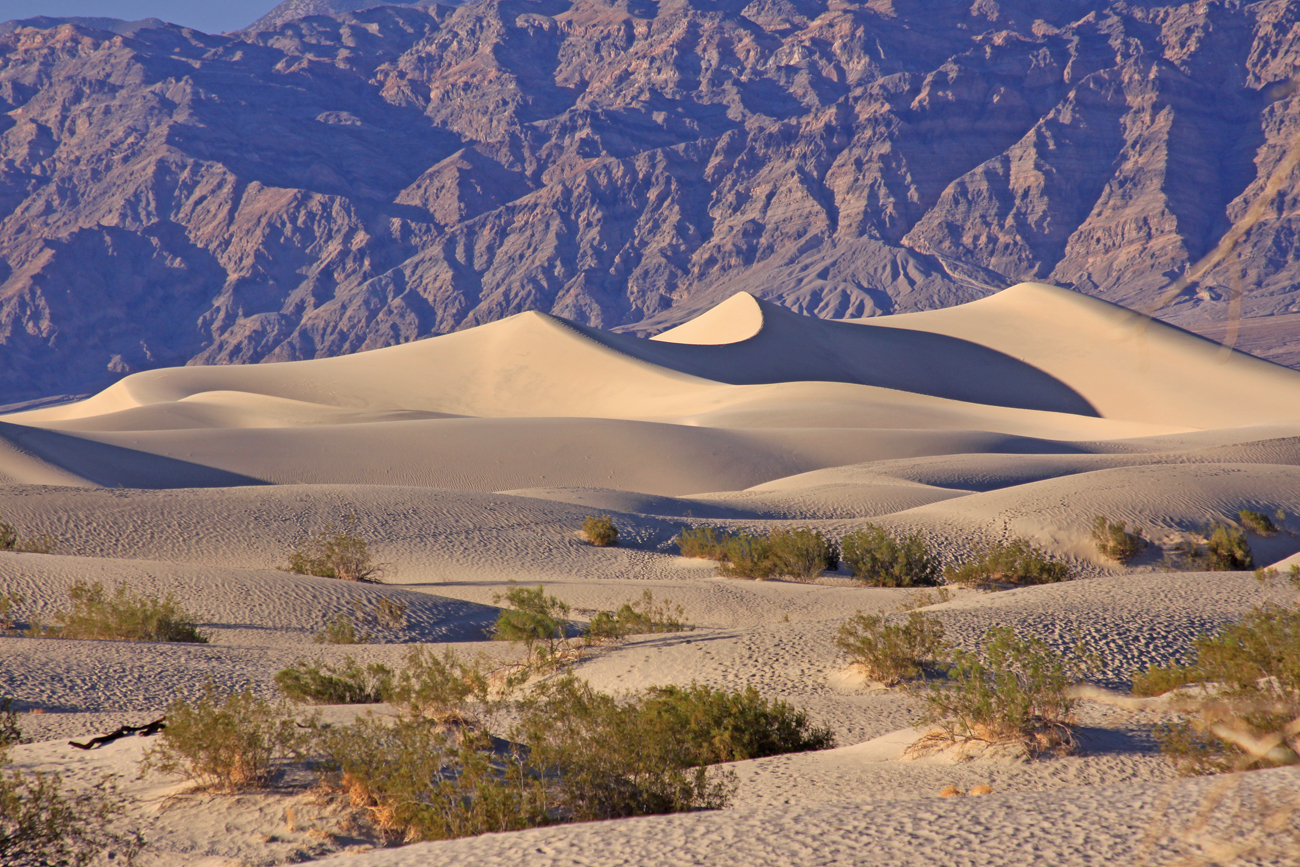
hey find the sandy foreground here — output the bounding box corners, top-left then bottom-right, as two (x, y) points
(2, 283), (1299, 865)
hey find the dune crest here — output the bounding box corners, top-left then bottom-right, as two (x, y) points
(869, 282), (1300, 428)
(651, 291), (767, 345)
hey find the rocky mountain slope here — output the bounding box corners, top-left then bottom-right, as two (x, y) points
(1, 0), (1298, 402)
(245, 1), (443, 34)
(0, 18), (167, 37)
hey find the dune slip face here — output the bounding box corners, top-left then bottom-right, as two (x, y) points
(2, 285), (1300, 865)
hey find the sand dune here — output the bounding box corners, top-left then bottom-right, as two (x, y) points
(867, 283), (1300, 429)
(14, 284), (1300, 435)
(3, 284), (1299, 865)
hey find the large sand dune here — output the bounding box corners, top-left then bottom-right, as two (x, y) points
(2, 283), (1298, 865)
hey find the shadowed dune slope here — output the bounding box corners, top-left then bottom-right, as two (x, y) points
(598, 291), (1099, 415)
(0, 421), (1116, 495)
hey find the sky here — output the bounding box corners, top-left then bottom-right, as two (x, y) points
(0, 1), (275, 33)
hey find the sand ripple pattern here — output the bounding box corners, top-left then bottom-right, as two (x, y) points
(308, 767), (1300, 867)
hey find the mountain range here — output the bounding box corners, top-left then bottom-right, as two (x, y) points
(1, 0), (1297, 403)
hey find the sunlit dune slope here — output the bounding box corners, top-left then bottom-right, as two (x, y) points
(862, 282), (1300, 429)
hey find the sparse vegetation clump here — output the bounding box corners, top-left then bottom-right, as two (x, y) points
(143, 682), (301, 791)
(1, 742), (143, 867)
(275, 657), (393, 705)
(315, 612), (371, 645)
(158, 636), (829, 847)
(676, 525), (837, 581)
(840, 525), (940, 587)
(897, 587), (953, 611)
(581, 515), (619, 547)
(1090, 515), (1145, 563)
(763, 527), (839, 580)
(308, 649), (532, 841)
(586, 590), (693, 642)
(1171, 522), (1255, 571)
(0, 515), (56, 555)
(715, 531), (777, 578)
(313, 597), (408, 645)
(313, 714), (546, 844)
(0, 591), (24, 633)
(835, 610), (946, 686)
(1238, 509), (1278, 536)
(1, 697), (23, 749)
(1130, 602), (1300, 775)
(31, 580), (208, 643)
(1252, 564), (1297, 587)
(311, 670), (830, 844)
(910, 626), (1082, 757)
(386, 646), (500, 727)
(633, 683), (835, 765)
(677, 525), (731, 559)
(285, 515), (384, 582)
(492, 583), (579, 668)
(1206, 523), (1255, 570)
(944, 538), (1072, 588)
(516, 677), (826, 822)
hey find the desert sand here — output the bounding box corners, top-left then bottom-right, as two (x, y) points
(2, 282), (1299, 865)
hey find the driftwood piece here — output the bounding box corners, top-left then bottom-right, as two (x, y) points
(69, 717), (166, 750)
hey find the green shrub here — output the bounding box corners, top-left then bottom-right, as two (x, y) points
(677, 525), (837, 580)
(1, 697), (22, 749)
(1238, 509), (1278, 536)
(516, 677), (740, 822)
(834, 610), (946, 686)
(1130, 663), (1200, 699)
(581, 515), (619, 547)
(635, 683), (835, 764)
(716, 532), (776, 578)
(765, 527), (839, 580)
(910, 626), (1081, 757)
(386, 646), (501, 728)
(676, 525), (732, 559)
(1206, 523), (1255, 570)
(285, 515), (384, 582)
(32, 581), (208, 643)
(1130, 604), (1300, 775)
(1091, 515), (1144, 563)
(275, 657), (393, 705)
(1, 746), (143, 867)
(492, 583), (577, 667)
(314, 715), (547, 844)
(841, 525), (940, 587)
(0, 591), (24, 633)
(143, 682), (300, 791)
(311, 676), (826, 844)
(944, 538), (1072, 588)
(0, 515), (56, 554)
(586, 590), (693, 642)
(1169, 523), (1256, 571)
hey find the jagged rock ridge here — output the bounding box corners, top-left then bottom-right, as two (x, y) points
(0, 0), (1298, 402)
(245, 1), (443, 34)
(0, 17), (167, 37)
